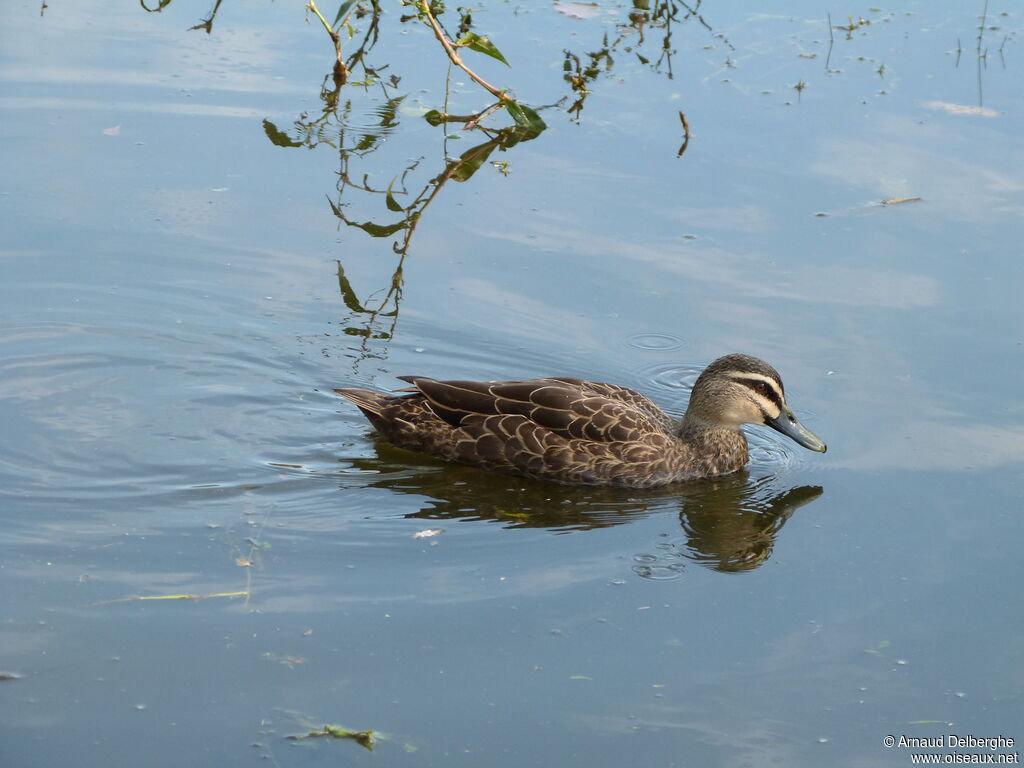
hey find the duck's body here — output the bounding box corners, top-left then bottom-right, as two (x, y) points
(335, 354), (826, 488)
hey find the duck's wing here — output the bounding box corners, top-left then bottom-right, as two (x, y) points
(549, 378), (678, 432)
(396, 376), (675, 444)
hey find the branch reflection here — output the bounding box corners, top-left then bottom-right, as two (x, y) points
(562, 0), (734, 120)
(326, 123), (543, 363)
(263, 1), (547, 368)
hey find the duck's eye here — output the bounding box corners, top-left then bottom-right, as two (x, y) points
(753, 381), (769, 396)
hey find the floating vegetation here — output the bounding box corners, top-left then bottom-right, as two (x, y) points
(879, 196), (923, 206)
(864, 639), (892, 655)
(834, 14), (872, 39)
(91, 503), (275, 609)
(288, 724), (377, 750)
(92, 591), (247, 606)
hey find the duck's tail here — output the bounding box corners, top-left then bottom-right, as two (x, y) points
(334, 387), (388, 415)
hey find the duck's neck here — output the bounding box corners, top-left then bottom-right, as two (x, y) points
(674, 416), (749, 479)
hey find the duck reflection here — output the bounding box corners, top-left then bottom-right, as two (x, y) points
(345, 445), (666, 531)
(342, 444), (822, 572)
(660, 473), (822, 574)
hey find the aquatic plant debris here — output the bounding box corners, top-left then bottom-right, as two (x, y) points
(879, 197), (922, 206)
(93, 591), (247, 606)
(288, 725), (376, 750)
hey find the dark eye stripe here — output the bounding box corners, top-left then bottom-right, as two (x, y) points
(735, 377), (783, 409)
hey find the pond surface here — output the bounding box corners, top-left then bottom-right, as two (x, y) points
(2, 1), (1022, 766)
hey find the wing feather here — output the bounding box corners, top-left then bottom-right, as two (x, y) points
(342, 375), (686, 486)
(397, 376), (674, 444)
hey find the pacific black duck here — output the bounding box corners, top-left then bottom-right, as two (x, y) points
(335, 353), (826, 488)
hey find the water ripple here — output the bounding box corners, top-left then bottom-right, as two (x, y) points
(630, 361), (703, 406)
(625, 332), (687, 351)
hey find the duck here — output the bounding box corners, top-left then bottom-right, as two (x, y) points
(335, 353), (826, 489)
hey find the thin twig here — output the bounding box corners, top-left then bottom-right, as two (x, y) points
(825, 13), (834, 71)
(307, 0), (351, 85)
(976, 0), (988, 56)
(418, 0), (508, 102)
(975, 0), (988, 106)
(462, 102), (505, 130)
(676, 110), (690, 158)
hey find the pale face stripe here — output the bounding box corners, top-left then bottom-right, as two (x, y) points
(725, 372), (785, 417)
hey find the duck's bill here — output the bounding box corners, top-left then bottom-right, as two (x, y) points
(766, 407), (827, 453)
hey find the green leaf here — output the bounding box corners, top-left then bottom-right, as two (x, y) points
(354, 133), (379, 152)
(456, 32), (510, 66)
(351, 220), (407, 238)
(332, 0), (357, 29)
(336, 261), (368, 313)
(261, 119), (303, 148)
(497, 124), (544, 150)
(448, 142), (499, 182)
(504, 102), (547, 135)
(385, 179), (404, 212)
(423, 109), (444, 127)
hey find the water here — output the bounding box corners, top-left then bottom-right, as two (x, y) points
(2, 1), (1022, 766)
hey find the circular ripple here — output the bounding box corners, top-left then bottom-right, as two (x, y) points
(632, 563), (687, 581)
(746, 427), (795, 472)
(632, 361), (704, 403)
(626, 333), (686, 351)
(632, 551), (688, 580)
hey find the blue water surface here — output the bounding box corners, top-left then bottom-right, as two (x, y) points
(2, 1), (1022, 766)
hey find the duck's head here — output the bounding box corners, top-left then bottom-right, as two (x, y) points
(684, 354), (827, 453)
